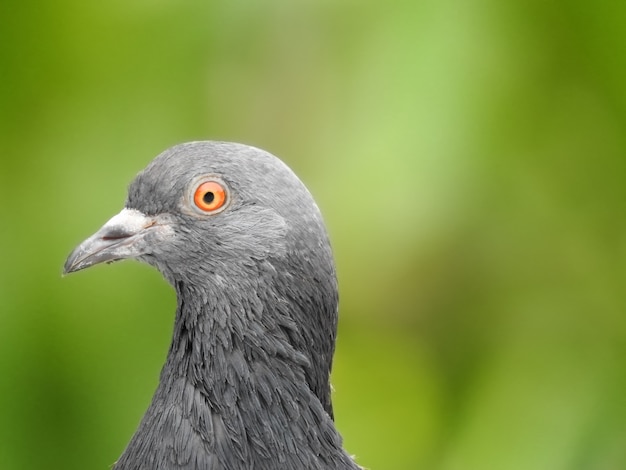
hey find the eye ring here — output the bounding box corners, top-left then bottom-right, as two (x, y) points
(192, 180), (228, 214)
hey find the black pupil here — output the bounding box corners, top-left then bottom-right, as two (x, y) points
(203, 191), (215, 204)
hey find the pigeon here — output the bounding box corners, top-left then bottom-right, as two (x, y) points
(64, 141), (361, 470)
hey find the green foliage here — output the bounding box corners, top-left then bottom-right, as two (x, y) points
(1, 1), (625, 469)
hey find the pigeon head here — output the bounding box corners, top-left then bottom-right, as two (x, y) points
(64, 142), (356, 469)
(65, 141), (333, 289)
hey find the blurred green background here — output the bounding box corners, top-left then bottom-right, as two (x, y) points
(1, 1), (625, 469)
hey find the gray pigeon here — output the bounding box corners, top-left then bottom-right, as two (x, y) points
(64, 142), (360, 470)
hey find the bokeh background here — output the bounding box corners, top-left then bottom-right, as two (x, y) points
(1, 1), (625, 469)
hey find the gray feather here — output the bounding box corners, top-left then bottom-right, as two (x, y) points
(66, 142), (359, 469)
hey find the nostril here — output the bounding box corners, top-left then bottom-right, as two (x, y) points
(101, 220), (157, 241)
(101, 227), (133, 240)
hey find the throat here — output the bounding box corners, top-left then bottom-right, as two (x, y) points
(165, 281), (313, 402)
(114, 283), (347, 469)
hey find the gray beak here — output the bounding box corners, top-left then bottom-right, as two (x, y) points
(63, 208), (170, 275)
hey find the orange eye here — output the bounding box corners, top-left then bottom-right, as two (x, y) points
(193, 181), (227, 213)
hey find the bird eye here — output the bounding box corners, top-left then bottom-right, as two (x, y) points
(193, 181), (227, 213)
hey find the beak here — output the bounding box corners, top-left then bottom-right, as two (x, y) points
(63, 208), (170, 275)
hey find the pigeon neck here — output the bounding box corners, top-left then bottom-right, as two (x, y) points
(165, 278), (314, 396)
(113, 278), (356, 469)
